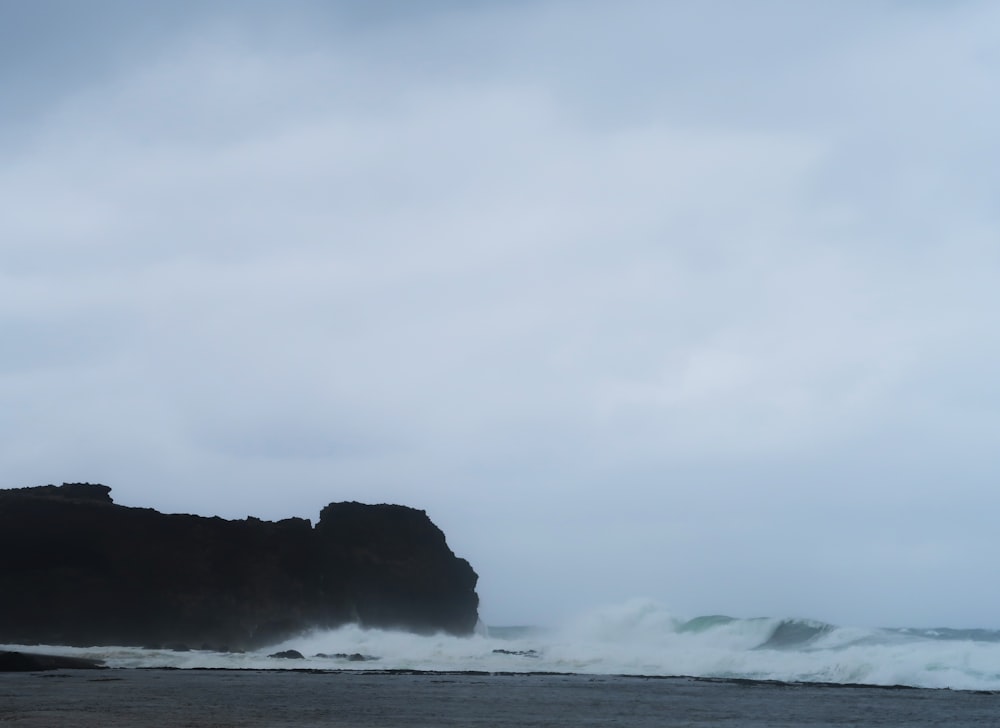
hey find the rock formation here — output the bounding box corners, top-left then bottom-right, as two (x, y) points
(0, 483), (479, 649)
(0, 650), (106, 671)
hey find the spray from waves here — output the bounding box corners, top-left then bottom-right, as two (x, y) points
(8, 599), (1000, 691)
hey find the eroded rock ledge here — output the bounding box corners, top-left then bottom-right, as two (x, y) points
(0, 483), (479, 650)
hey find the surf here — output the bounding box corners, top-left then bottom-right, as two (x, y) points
(7, 599), (1000, 691)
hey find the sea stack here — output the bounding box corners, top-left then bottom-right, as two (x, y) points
(0, 483), (479, 650)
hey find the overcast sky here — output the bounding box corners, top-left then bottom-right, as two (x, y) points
(3, 0), (1000, 629)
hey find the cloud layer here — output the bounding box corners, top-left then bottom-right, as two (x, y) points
(3, 0), (1000, 627)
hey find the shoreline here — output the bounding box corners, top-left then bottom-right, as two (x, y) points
(3, 666), (998, 728)
(3, 649), (994, 694)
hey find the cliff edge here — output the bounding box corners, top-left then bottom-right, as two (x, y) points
(0, 483), (479, 649)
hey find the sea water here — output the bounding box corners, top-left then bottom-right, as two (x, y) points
(4, 670), (1000, 727)
(6, 599), (1000, 692)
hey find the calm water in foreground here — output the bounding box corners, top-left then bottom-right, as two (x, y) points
(2, 669), (998, 727)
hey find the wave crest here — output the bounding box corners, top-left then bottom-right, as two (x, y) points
(10, 599), (1000, 691)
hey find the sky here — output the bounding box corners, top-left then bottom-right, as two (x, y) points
(3, 0), (1000, 629)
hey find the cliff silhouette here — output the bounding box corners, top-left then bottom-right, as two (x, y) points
(0, 483), (479, 650)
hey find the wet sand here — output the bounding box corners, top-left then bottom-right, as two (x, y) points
(2, 668), (998, 727)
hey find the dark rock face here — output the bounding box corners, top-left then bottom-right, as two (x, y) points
(268, 650), (305, 659)
(0, 483), (479, 650)
(0, 650), (106, 671)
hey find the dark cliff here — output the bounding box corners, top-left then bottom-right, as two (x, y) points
(0, 483), (479, 649)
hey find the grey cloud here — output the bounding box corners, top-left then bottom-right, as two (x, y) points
(3, 0), (1000, 628)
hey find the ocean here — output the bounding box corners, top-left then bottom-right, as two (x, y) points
(5, 600), (1000, 691)
(2, 668), (998, 727)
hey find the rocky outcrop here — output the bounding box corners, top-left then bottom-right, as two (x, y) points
(0, 650), (106, 671)
(0, 483), (478, 650)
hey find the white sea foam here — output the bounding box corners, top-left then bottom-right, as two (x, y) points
(7, 598), (1000, 691)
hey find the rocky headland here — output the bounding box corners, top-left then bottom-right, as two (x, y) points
(0, 483), (479, 650)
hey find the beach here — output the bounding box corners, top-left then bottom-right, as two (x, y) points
(2, 669), (998, 727)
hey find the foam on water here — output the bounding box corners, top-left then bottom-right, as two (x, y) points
(8, 598), (1000, 691)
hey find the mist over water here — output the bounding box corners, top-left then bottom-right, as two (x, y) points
(11, 599), (1000, 691)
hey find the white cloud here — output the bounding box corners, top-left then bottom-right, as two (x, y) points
(3, 0), (1000, 627)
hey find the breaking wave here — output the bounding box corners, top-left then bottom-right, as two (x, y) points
(8, 599), (1000, 691)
